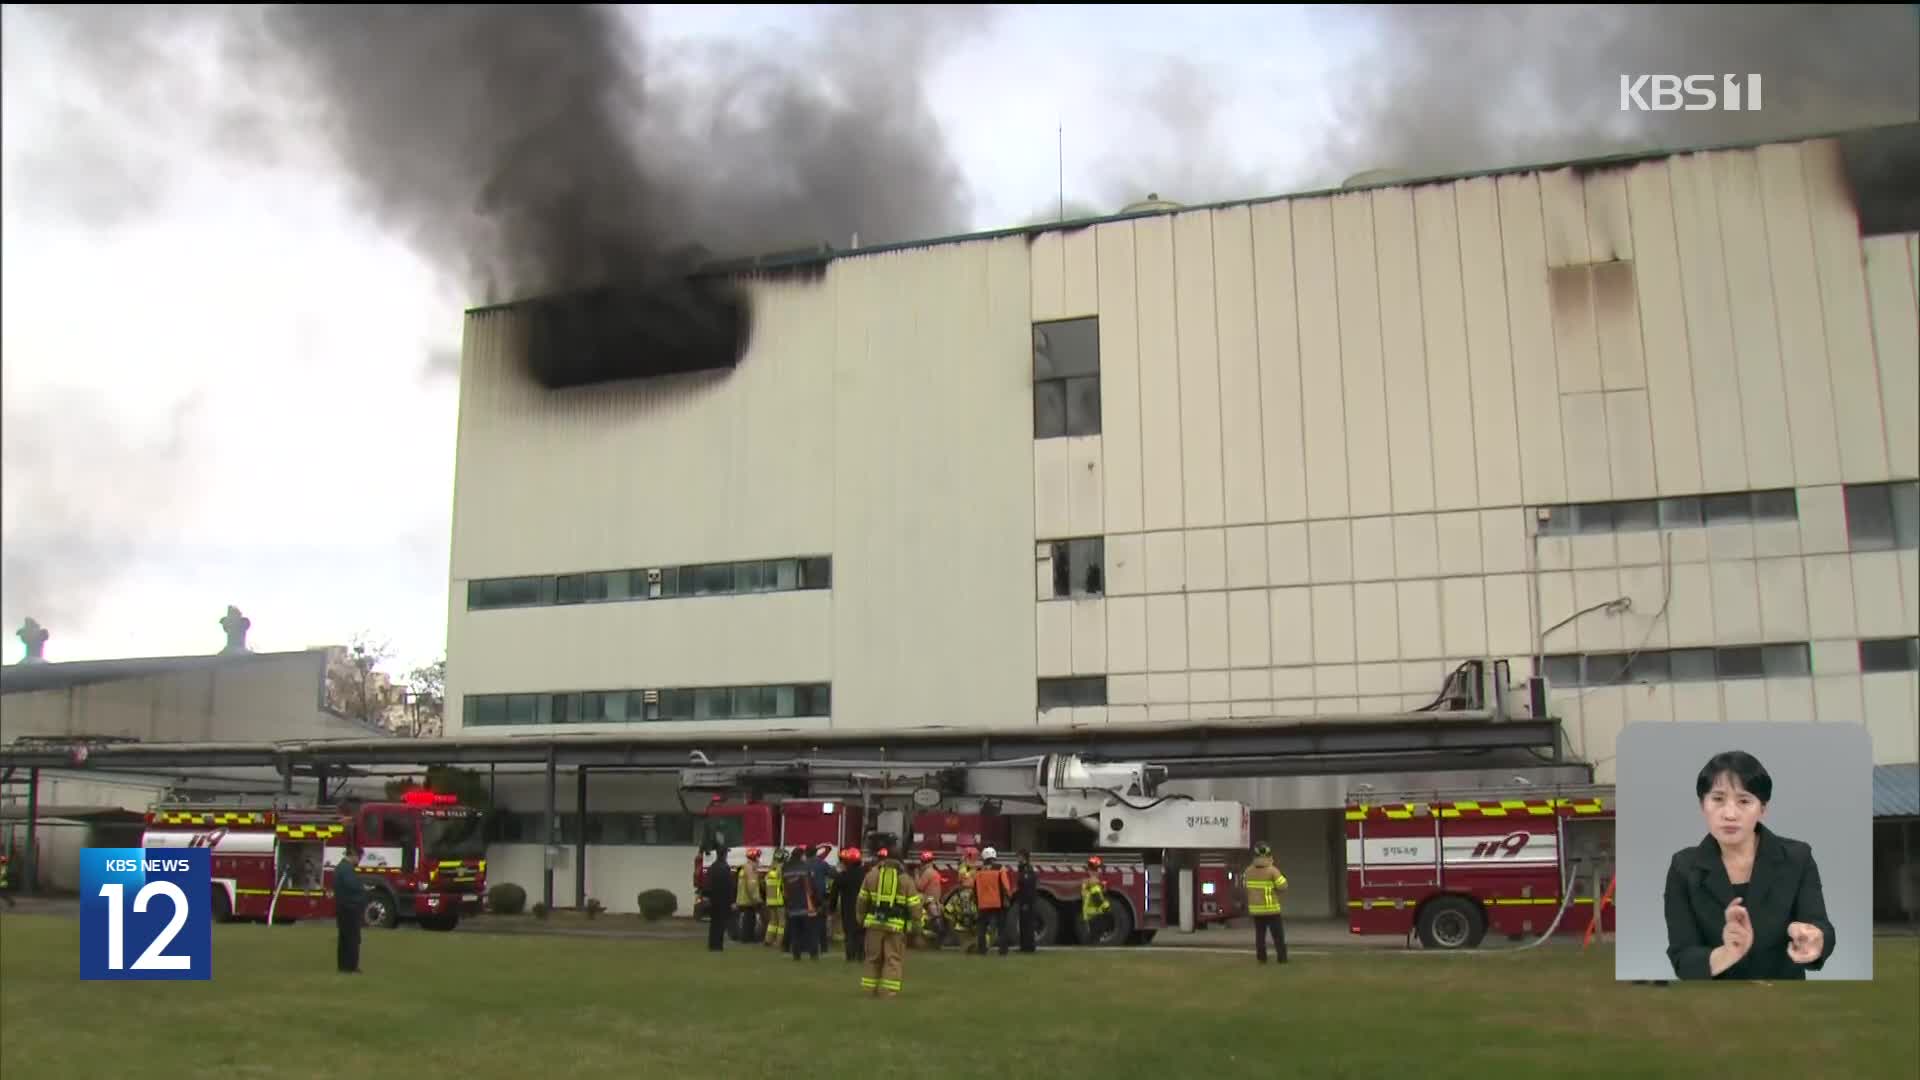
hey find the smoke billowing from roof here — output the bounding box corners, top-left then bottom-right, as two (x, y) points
(250, 5), (989, 388)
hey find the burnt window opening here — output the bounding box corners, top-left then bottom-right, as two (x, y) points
(1034, 317), (1100, 439)
(1050, 537), (1104, 598)
(1860, 637), (1920, 674)
(1844, 481), (1920, 552)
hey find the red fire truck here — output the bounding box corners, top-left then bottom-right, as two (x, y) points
(688, 755), (1252, 946)
(139, 790), (489, 931)
(1344, 783), (1616, 949)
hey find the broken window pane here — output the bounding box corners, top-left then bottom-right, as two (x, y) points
(1065, 375), (1102, 436)
(1035, 379), (1067, 439)
(1033, 317), (1100, 380)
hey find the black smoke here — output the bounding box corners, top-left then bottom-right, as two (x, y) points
(244, 4), (989, 388)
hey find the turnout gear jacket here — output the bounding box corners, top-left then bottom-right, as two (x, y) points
(736, 863), (763, 907)
(1244, 855), (1288, 915)
(857, 859), (924, 932)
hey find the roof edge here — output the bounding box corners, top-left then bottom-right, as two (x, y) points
(460, 120), (1912, 316)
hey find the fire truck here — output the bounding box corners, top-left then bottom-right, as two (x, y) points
(1344, 783), (1616, 949)
(139, 789), (489, 931)
(686, 754), (1251, 946)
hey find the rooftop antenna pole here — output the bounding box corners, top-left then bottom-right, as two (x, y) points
(1058, 123), (1065, 222)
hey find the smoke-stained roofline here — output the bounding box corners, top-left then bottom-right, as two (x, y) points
(464, 119), (1914, 316)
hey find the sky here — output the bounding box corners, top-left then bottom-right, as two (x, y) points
(2, 4), (1915, 678)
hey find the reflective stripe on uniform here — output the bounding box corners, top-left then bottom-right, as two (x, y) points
(1246, 878), (1282, 915)
(861, 865), (920, 931)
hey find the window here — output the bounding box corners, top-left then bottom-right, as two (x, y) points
(1538, 489), (1797, 537)
(469, 555), (834, 610)
(463, 682), (833, 726)
(1033, 317), (1100, 438)
(1039, 676), (1107, 711)
(1538, 642), (1810, 686)
(1860, 637), (1920, 673)
(1049, 537), (1105, 598)
(1845, 481), (1920, 551)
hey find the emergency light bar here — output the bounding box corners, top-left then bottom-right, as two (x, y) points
(401, 791), (459, 807)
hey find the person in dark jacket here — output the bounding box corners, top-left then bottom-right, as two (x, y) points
(704, 846), (735, 952)
(832, 847), (867, 962)
(1664, 751), (1837, 981)
(810, 844), (835, 952)
(332, 842), (368, 973)
(1015, 850), (1041, 953)
(783, 847), (820, 960)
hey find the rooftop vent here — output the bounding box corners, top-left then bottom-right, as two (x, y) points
(1119, 193), (1183, 215)
(15, 618), (48, 664)
(219, 606), (252, 655)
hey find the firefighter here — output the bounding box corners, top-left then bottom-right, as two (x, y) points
(831, 846), (866, 962)
(855, 834), (923, 998)
(1081, 856), (1113, 945)
(0, 850), (15, 908)
(703, 845), (735, 953)
(332, 841), (369, 973)
(1244, 841), (1289, 964)
(763, 848), (787, 948)
(735, 848), (765, 943)
(1014, 849), (1040, 952)
(913, 851), (945, 949)
(972, 846), (1014, 956)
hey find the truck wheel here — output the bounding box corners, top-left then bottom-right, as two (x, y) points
(363, 887), (400, 930)
(420, 912), (459, 932)
(1416, 896), (1486, 950)
(1078, 899), (1134, 946)
(211, 886), (233, 924)
(1028, 898), (1062, 947)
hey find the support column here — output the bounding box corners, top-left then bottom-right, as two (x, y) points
(316, 766), (330, 805)
(543, 750), (557, 911)
(575, 767), (588, 910)
(24, 767), (40, 896)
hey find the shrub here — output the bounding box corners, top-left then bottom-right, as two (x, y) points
(487, 883), (528, 916)
(637, 889), (678, 921)
(531, 901), (549, 919)
(585, 898), (606, 919)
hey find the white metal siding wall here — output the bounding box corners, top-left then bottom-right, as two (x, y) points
(443, 132), (1917, 778)
(0, 653), (361, 743)
(1029, 135), (1918, 779)
(447, 237), (1038, 732)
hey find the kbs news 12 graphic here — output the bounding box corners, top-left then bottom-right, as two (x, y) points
(79, 847), (213, 981)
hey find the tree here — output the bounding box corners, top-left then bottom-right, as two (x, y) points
(324, 631), (403, 730)
(403, 656), (446, 737)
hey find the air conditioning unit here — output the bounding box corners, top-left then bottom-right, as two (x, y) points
(643, 689), (660, 704)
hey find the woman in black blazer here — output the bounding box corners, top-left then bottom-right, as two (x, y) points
(1663, 751), (1837, 980)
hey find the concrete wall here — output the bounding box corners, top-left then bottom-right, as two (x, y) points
(0, 651), (377, 744)
(443, 132), (1920, 783)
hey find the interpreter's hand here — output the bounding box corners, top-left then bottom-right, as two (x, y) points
(1786, 921), (1825, 964)
(1721, 899), (1752, 958)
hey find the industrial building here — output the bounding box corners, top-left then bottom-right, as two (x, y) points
(442, 123), (1919, 916)
(0, 610), (390, 892)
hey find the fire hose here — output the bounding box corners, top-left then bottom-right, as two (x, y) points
(1404, 856), (1598, 954)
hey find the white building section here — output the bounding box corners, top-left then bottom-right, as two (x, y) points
(433, 124), (1919, 917)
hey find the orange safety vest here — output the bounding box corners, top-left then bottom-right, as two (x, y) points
(973, 866), (1012, 910)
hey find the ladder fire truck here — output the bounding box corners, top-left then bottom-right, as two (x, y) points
(139, 789), (489, 931)
(686, 753), (1252, 946)
(1344, 783), (1616, 949)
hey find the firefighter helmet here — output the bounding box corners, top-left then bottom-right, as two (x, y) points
(746, 847), (762, 860)
(919, 850), (935, 863)
(982, 846), (998, 861)
(771, 848), (787, 863)
(1087, 856), (1103, 869)
(1253, 842), (1273, 857)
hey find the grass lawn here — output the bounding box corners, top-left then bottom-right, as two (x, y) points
(2, 913), (1915, 1078)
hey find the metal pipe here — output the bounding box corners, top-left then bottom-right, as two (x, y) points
(542, 750), (556, 911)
(24, 767), (39, 896)
(574, 767), (588, 910)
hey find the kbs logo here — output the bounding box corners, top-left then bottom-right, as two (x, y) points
(1620, 74), (1762, 112)
(1470, 832), (1532, 859)
(80, 847), (212, 981)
